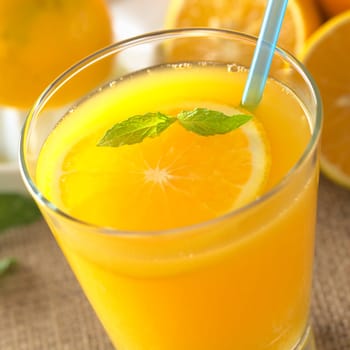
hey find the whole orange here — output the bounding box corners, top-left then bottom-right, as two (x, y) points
(318, 0), (350, 17)
(0, 0), (114, 108)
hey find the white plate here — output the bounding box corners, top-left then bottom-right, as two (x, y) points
(0, 108), (28, 193)
(0, 0), (169, 193)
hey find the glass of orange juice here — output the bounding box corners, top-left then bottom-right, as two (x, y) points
(19, 29), (322, 350)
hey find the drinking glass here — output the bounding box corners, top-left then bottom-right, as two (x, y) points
(20, 28), (322, 350)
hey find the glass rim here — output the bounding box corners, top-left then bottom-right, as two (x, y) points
(19, 27), (323, 237)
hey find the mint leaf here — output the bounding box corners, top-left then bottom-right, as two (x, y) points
(0, 193), (41, 233)
(97, 108), (252, 147)
(97, 112), (177, 147)
(0, 257), (16, 277)
(177, 108), (252, 136)
(0, 194), (39, 279)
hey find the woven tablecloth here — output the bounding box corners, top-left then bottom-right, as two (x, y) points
(1, 175), (349, 350)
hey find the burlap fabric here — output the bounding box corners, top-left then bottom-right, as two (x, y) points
(0, 175), (349, 350)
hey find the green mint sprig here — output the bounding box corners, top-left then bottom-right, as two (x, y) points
(0, 257), (16, 277)
(0, 194), (41, 278)
(0, 193), (41, 232)
(97, 108), (252, 147)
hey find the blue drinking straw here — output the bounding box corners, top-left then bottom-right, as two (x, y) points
(241, 0), (289, 110)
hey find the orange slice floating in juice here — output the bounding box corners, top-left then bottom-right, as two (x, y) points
(37, 104), (270, 231)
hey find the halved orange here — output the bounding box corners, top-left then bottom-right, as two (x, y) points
(300, 10), (350, 189)
(165, 0), (322, 56)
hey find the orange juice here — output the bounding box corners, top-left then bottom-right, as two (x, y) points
(35, 63), (318, 350)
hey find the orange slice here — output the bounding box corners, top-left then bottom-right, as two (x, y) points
(0, 0), (113, 108)
(165, 0), (321, 56)
(300, 10), (350, 189)
(37, 104), (270, 231)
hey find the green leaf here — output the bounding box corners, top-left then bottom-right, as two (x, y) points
(177, 108), (252, 136)
(0, 257), (16, 277)
(97, 108), (252, 148)
(97, 112), (177, 147)
(0, 193), (41, 233)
